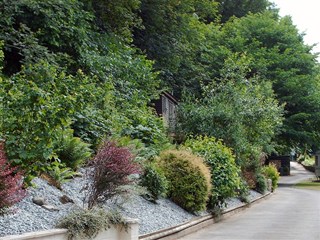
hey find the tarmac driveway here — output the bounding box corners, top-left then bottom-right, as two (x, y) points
(182, 162), (320, 240)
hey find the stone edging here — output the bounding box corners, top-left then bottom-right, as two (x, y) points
(139, 192), (272, 240)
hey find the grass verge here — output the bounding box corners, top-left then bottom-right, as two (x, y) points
(294, 179), (320, 191)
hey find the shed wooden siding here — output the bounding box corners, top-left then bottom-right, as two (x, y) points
(154, 92), (178, 131)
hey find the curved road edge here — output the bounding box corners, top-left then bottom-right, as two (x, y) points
(139, 192), (273, 240)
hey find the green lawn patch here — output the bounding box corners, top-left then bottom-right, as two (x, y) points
(295, 180), (320, 191)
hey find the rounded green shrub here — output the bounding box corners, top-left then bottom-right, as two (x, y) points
(262, 164), (280, 191)
(158, 149), (211, 213)
(140, 162), (169, 200)
(184, 136), (241, 208)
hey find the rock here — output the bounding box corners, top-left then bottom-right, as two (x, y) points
(267, 178), (272, 192)
(32, 196), (46, 206)
(41, 205), (59, 212)
(59, 195), (74, 204)
(142, 193), (158, 204)
(72, 172), (83, 178)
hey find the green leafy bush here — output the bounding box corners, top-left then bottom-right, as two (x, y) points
(121, 108), (169, 148)
(158, 149), (211, 213)
(1, 62), (93, 180)
(140, 162), (168, 201)
(262, 164), (280, 191)
(56, 208), (126, 240)
(255, 173), (267, 194)
(301, 155), (315, 167)
(184, 136), (241, 208)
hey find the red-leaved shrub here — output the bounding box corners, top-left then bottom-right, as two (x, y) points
(0, 142), (26, 214)
(85, 141), (141, 209)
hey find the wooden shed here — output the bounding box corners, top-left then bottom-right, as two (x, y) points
(266, 155), (291, 176)
(154, 92), (178, 132)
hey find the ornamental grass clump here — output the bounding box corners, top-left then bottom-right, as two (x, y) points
(158, 149), (211, 213)
(0, 142), (26, 215)
(84, 140), (141, 209)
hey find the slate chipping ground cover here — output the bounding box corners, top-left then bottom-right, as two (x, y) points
(0, 174), (262, 237)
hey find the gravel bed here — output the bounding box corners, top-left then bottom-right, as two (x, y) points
(0, 174), (264, 238)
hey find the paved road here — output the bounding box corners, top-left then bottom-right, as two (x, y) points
(181, 162), (320, 240)
(278, 161), (315, 185)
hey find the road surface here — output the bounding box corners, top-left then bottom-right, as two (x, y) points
(181, 162), (320, 240)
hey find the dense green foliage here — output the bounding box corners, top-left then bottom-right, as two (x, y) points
(2, 62), (86, 177)
(184, 136), (242, 208)
(0, 0), (93, 75)
(82, 0), (142, 41)
(0, 0), (164, 181)
(134, 0), (221, 97)
(158, 150), (211, 212)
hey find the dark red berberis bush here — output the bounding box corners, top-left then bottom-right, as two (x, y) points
(0, 142), (26, 214)
(84, 140), (141, 209)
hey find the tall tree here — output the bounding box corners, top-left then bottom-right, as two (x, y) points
(134, 0), (221, 98)
(0, 0), (93, 75)
(178, 54), (283, 165)
(220, 12), (320, 153)
(216, 0), (272, 22)
(81, 0), (142, 41)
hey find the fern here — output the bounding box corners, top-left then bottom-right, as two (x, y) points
(56, 132), (92, 170)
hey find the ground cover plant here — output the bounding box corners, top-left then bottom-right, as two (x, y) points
(56, 208), (126, 240)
